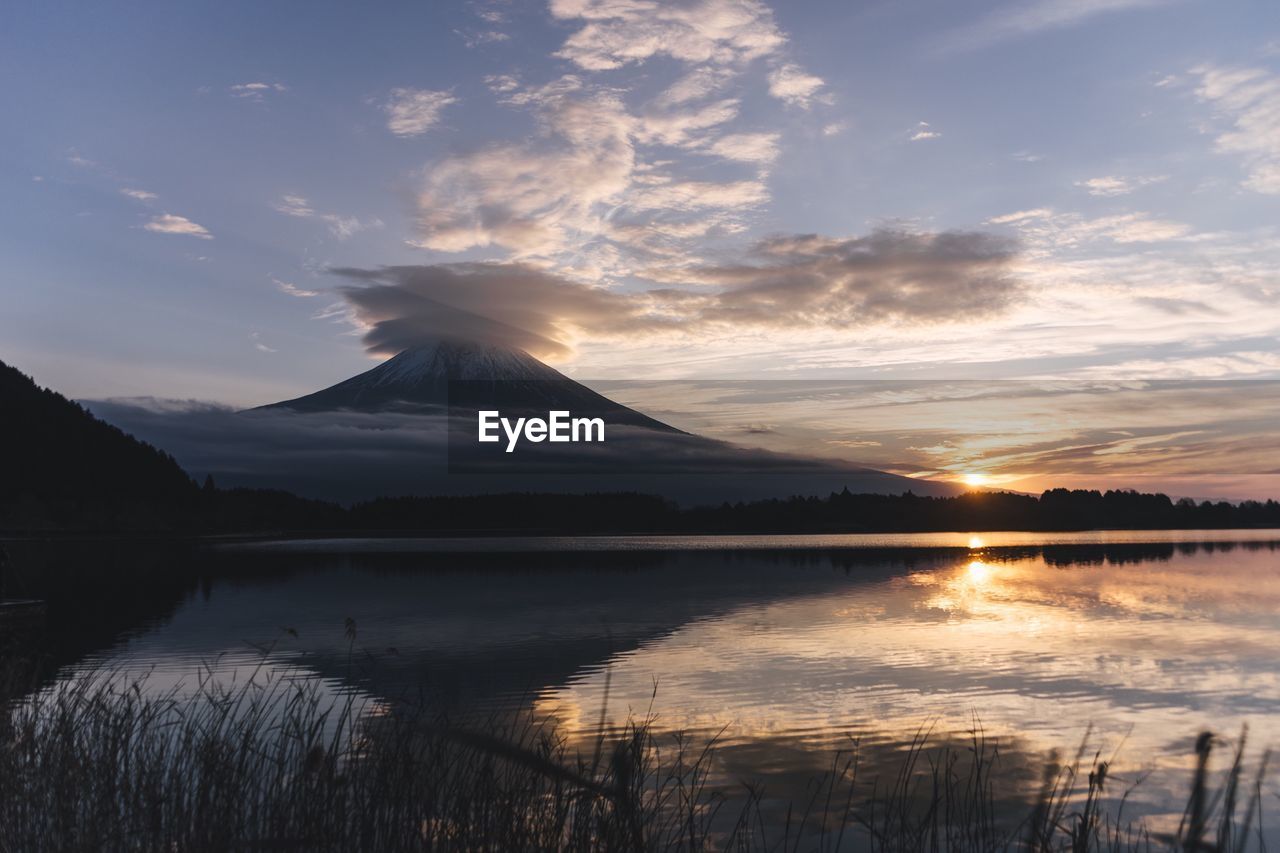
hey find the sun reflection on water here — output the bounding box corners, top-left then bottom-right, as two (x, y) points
(965, 559), (993, 585)
(532, 545), (1280, 833)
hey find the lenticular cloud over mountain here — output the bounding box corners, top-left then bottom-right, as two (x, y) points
(333, 227), (1024, 361)
(333, 263), (653, 360)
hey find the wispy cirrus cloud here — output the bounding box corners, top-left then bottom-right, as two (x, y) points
(383, 87), (458, 137)
(909, 121), (941, 141)
(936, 0), (1172, 54)
(1191, 64), (1280, 194)
(272, 277), (319, 298)
(273, 194), (382, 239)
(987, 207), (1191, 246)
(1074, 174), (1168, 196)
(410, 72), (771, 266)
(767, 63), (826, 108)
(415, 95), (804, 270)
(705, 131), (781, 163)
(456, 28), (511, 48)
(653, 66), (736, 108)
(457, 2), (511, 49)
(249, 331), (277, 353)
(121, 188), (158, 201)
(229, 81), (287, 101)
(143, 213), (212, 239)
(411, 80), (635, 258)
(549, 0), (787, 71)
(403, 0), (830, 276)
(628, 178), (769, 212)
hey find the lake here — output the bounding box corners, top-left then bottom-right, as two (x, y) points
(6, 529), (1280, 844)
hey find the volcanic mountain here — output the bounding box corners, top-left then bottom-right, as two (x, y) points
(259, 338), (679, 433)
(248, 338), (962, 499)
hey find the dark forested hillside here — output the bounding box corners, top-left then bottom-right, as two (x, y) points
(0, 360), (198, 528)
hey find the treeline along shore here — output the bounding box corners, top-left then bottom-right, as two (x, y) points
(5, 485), (1280, 536)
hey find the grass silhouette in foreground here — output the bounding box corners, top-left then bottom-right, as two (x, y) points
(1, 647), (1271, 852)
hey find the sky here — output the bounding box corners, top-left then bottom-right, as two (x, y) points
(3, 0), (1279, 495)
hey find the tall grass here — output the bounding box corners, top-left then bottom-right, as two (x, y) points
(0, 659), (1272, 851)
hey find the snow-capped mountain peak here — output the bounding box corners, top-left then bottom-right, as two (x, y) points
(361, 339), (562, 389)
(256, 336), (680, 432)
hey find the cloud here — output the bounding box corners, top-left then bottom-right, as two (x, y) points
(549, 0), (787, 71)
(706, 131), (781, 163)
(275, 194), (315, 217)
(657, 229), (1023, 328)
(121, 188), (158, 201)
(986, 207), (1190, 245)
(456, 28), (510, 48)
(332, 263), (645, 359)
(634, 97), (740, 147)
(654, 67), (736, 107)
(1134, 296), (1222, 316)
(272, 277), (319, 298)
(332, 228), (1022, 358)
(1191, 64), (1280, 194)
(1072, 352), (1280, 379)
(230, 81), (287, 101)
(767, 63), (825, 107)
(406, 4), (830, 275)
(312, 301), (352, 323)
(909, 121), (941, 141)
(412, 82), (637, 257)
(249, 331), (277, 353)
(83, 399), (453, 501)
(143, 214), (212, 239)
(384, 87), (458, 137)
(273, 194), (381, 239)
(1075, 174), (1168, 196)
(986, 208), (1055, 225)
(550, 0), (822, 109)
(937, 0), (1170, 53)
(628, 178), (769, 211)
(412, 75), (780, 264)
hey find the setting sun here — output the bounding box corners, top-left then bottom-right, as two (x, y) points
(963, 473), (991, 488)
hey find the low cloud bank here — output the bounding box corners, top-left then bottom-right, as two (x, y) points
(85, 398), (955, 504)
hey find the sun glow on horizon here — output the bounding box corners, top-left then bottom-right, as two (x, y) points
(962, 472), (991, 487)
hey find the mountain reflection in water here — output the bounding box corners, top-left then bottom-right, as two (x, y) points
(8, 530), (1280, 839)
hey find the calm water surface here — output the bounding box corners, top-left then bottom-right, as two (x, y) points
(12, 529), (1280, 839)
